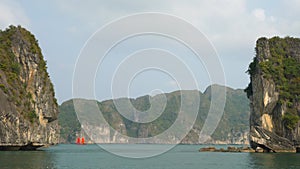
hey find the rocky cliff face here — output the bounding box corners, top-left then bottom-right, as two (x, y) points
(246, 37), (300, 152)
(0, 26), (59, 150)
(59, 85), (250, 145)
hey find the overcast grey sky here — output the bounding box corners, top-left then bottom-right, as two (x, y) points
(0, 0), (299, 103)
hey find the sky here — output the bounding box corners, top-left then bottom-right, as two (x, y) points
(0, 0), (300, 104)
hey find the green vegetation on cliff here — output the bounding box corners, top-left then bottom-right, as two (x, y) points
(59, 100), (81, 143)
(59, 85), (250, 143)
(0, 25), (59, 147)
(0, 26), (57, 123)
(246, 36), (300, 132)
(0, 26), (40, 122)
(259, 37), (300, 105)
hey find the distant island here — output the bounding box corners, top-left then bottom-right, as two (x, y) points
(246, 37), (300, 152)
(59, 85), (250, 145)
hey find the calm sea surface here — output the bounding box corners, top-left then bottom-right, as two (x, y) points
(0, 144), (299, 169)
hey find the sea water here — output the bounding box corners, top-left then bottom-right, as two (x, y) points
(0, 144), (299, 169)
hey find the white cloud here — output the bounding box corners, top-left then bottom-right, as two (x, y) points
(252, 8), (266, 21)
(40, 0), (300, 98)
(285, 0), (300, 10)
(0, 0), (30, 29)
(167, 80), (178, 88)
(167, 1), (282, 56)
(35, 0), (300, 54)
(270, 16), (276, 22)
(51, 0), (258, 51)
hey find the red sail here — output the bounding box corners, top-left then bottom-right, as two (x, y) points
(81, 137), (85, 144)
(76, 137), (81, 144)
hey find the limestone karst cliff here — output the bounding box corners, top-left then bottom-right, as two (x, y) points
(59, 85), (250, 144)
(0, 26), (59, 150)
(246, 37), (300, 152)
